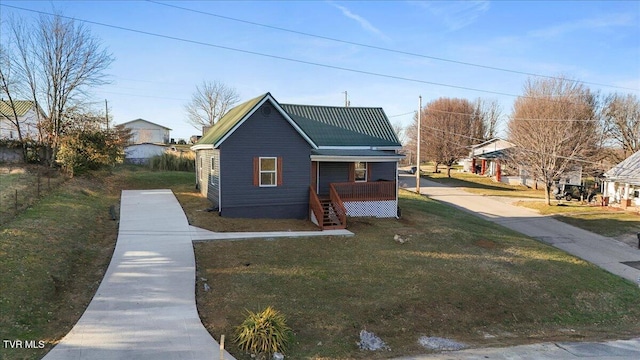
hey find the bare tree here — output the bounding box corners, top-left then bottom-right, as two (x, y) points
(508, 77), (599, 205)
(411, 97), (485, 177)
(10, 14), (113, 166)
(474, 98), (501, 139)
(391, 120), (407, 145)
(185, 80), (239, 130)
(601, 93), (640, 161)
(0, 43), (29, 160)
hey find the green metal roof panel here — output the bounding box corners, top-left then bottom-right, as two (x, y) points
(280, 104), (401, 147)
(0, 100), (36, 117)
(196, 93), (268, 146)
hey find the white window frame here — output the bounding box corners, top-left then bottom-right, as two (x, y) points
(259, 157), (277, 187)
(199, 156), (203, 182)
(210, 156), (216, 185)
(355, 162), (367, 182)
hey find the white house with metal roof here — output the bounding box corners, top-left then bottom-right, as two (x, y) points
(0, 100), (44, 140)
(603, 150), (640, 208)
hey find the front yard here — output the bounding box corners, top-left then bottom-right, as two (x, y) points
(515, 201), (640, 245)
(194, 190), (640, 359)
(2, 165), (639, 360)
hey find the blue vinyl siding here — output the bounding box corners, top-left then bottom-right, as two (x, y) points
(219, 101), (312, 219)
(318, 162), (350, 195)
(369, 162), (396, 182)
(207, 149), (220, 207)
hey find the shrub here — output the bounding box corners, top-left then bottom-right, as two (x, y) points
(148, 152), (195, 172)
(235, 306), (292, 357)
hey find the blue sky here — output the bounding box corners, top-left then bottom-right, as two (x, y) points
(2, 1), (639, 141)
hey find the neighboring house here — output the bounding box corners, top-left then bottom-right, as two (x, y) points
(124, 143), (169, 164)
(119, 118), (172, 163)
(603, 149), (640, 208)
(120, 118), (171, 145)
(465, 138), (515, 182)
(191, 92), (403, 229)
(0, 100), (43, 140)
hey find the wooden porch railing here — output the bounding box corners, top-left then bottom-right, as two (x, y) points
(329, 184), (347, 228)
(309, 186), (324, 229)
(331, 181), (396, 202)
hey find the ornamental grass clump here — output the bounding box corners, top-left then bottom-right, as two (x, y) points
(235, 306), (292, 357)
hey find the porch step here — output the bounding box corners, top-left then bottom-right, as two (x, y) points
(320, 200), (343, 228)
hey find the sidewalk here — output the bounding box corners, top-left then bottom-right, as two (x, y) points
(395, 337), (640, 360)
(43, 190), (235, 360)
(399, 174), (640, 283)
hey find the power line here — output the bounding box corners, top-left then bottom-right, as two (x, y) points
(0, 3), (597, 101)
(423, 107), (600, 123)
(147, 0), (639, 92)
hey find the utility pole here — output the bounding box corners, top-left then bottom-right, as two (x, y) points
(343, 91), (350, 107)
(105, 99), (109, 130)
(416, 95), (422, 193)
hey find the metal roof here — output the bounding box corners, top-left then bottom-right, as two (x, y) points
(119, 118), (172, 130)
(281, 104), (401, 147)
(195, 93), (402, 149)
(604, 150), (640, 185)
(0, 100), (37, 117)
(196, 93), (269, 147)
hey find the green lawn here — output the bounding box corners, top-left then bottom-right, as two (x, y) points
(516, 201), (640, 239)
(0, 165), (197, 360)
(3, 166), (639, 360)
(0, 165), (66, 226)
(418, 165), (544, 199)
(194, 190), (640, 359)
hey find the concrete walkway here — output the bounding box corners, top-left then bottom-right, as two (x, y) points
(43, 190), (353, 360)
(43, 190), (236, 360)
(399, 174), (640, 283)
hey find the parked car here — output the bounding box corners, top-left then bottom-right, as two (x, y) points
(553, 184), (587, 201)
(408, 166), (417, 174)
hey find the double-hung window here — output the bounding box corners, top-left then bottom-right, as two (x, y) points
(354, 162), (367, 182)
(259, 157), (277, 187)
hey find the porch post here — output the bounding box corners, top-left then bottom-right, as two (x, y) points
(481, 159), (487, 175)
(471, 158), (476, 174)
(496, 159), (502, 182)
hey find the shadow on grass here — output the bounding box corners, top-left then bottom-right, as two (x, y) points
(555, 215), (640, 239)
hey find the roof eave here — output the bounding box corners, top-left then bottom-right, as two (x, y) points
(191, 144), (214, 151)
(310, 154), (404, 162)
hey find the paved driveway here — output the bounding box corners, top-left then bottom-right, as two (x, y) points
(399, 174), (640, 282)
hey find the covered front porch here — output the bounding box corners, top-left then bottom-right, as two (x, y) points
(308, 149), (402, 229)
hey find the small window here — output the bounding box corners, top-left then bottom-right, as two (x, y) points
(354, 162), (367, 182)
(260, 157), (277, 187)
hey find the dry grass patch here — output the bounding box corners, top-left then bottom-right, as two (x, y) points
(195, 190), (640, 359)
(0, 164), (66, 226)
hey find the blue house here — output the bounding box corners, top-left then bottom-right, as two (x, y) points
(191, 93), (403, 229)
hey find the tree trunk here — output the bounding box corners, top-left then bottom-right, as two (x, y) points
(544, 182), (551, 206)
(447, 166), (452, 178)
